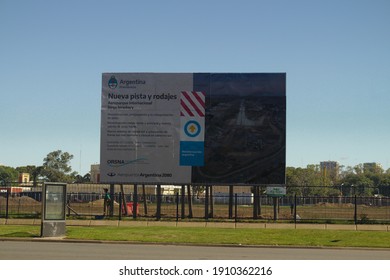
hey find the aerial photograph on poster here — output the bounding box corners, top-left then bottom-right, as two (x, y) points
(192, 73), (286, 185)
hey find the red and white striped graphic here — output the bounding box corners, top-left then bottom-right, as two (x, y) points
(180, 91), (205, 117)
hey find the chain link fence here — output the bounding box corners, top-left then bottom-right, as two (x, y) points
(1, 182), (390, 224)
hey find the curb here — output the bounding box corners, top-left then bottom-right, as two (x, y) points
(1, 219), (389, 231)
(1, 237), (390, 252)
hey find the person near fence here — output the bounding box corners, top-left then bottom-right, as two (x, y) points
(103, 188), (111, 216)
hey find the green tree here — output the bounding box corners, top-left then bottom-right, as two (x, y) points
(15, 165), (36, 176)
(286, 165), (330, 196)
(31, 166), (44, 186)
(42, 150), (76, 183)
(364, 164), (384, 174)
(378, 173), (390, 197)
(287, 163), (390, 197)
(74, 173), (91, 183)
(341, 173), (374, 196)
(0, 166), (18, 185)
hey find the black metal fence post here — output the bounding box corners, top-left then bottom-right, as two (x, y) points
(109, 184), (114, 217)
(176, 192), (179, 222)
(228, 185), (233, 219)
(133, 184), (138, 219)
(67, 199), (70, 217)
(142, 184), (148, 215)
(119, 192), (122, 221)
(209, 185), (214, 218)
(294, 194), (297, 224)
(234, 193), (238, 223)
(205, 185), (209, 220)
(273, 197), (278, 221)
(187, 185), (193, 218)
(354, 195), (358, 224)
(156, 185), (161, 220)
(181, 185), (185, 218)
(258, 189), (262, 216)
(253, 186), (258, 220)
(6, 188), (10, 219)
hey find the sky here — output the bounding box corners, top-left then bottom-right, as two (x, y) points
(1, 0), (390, 175)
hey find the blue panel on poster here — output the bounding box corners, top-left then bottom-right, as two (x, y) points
(180, 141), (204, 166)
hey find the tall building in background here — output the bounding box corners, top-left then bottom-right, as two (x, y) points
(90, 164), (100, 183)
(320, 161), (339, 181)
(363, 162), (383, 173)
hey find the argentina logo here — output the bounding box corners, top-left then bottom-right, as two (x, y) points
(108, 75), (118, 89)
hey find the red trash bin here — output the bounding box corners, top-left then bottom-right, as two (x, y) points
(126, 202), (139, 215)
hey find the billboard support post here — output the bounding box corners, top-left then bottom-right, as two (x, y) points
(120, 185), (128, 216)
(205, 185), (209, 220)
(118, 192), (122, 221)
(142, 184), (147, 215)
(109, 184), (114, 217)
(176, 192), (179, 222)
(253, 186), (259, 220)
(234, 193), (238, 223)
(133, 184), (138, 219)
(209, 185), (214, 218)
(187, 185), (193, 218)
(181, 185), (185, 218)
(258, 186), (261, 218)
(156, 185), (161, 220)
(229, 185), (233, 219)
(273, 197), (278, 221)
(258, 186), (262, 216)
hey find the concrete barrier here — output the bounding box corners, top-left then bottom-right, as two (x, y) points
(177, 222), (206, 228)
(206, 222), (235, 228)
(147, 221), (177, 227)
(90, 220), (119, 227)
(356, 224), (388, 231)
(6, 219), (35, 225)
(235, 223), (266, 229)
(119, 220), (148, 227)
(265, 223), (295, 229)
(66, 220), (91, 226)
(296, 224), (326, 230)
(325, 224), (357, 231)
(2, 219), (389, 231)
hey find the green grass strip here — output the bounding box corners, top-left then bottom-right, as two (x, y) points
(1, 225), (390, 248)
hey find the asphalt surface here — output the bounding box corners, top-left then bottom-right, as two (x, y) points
(1, 240), (390, 260)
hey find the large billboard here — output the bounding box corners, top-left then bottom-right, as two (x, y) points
(100, 73), (286, 185)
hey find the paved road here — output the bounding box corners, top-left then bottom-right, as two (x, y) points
(1, 240), (390, 260)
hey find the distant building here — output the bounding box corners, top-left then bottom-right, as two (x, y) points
(90, 164), (100, 183)
(363, 162), (383, 173)
(18, 173), (30, 183)
(320, 161), (339, 180)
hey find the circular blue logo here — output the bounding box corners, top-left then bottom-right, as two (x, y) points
(184, 120), (201, 137)
(108, 76), (118, 89)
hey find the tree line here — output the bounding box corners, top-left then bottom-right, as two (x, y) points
(1, 150), (390, 197)
(287, 164), (390, 197)
(0, 150), (90, 185)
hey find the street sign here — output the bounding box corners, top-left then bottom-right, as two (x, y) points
(266, 185), (286, 197)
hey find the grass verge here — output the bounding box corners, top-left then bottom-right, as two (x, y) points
(0, 225), (389, 248)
